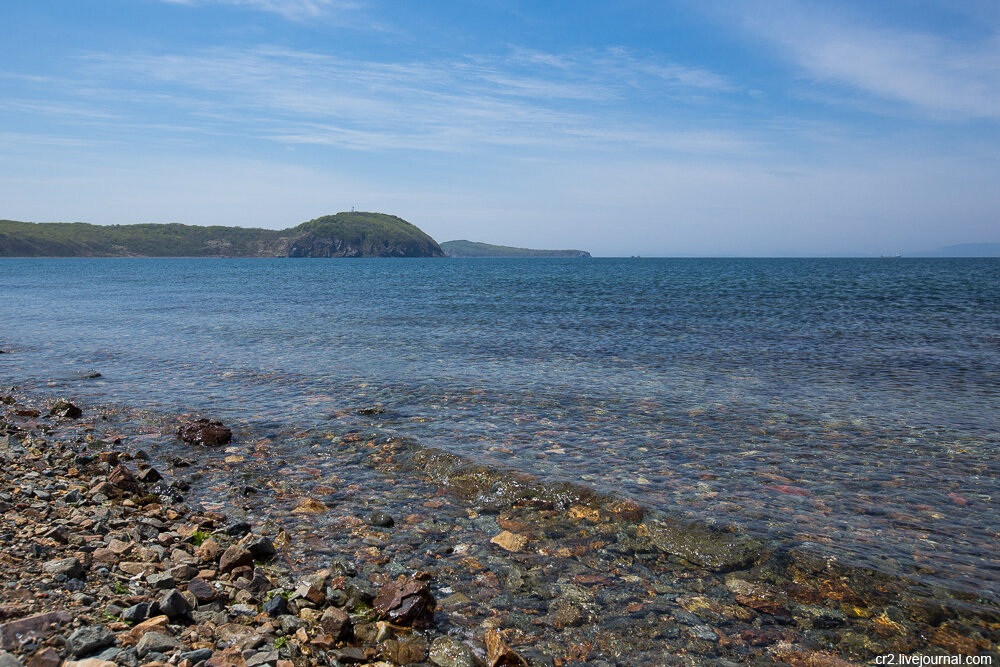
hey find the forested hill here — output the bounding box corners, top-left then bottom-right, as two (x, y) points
(440, 240), (591, 258)
(0, 212), (444, 258)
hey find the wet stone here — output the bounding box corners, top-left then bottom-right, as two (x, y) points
(373, 578), (436, 628)
(428, 636), (475, 667)
(49, 400), (82, 419)
(247, 536), (276, 560)
(177, 418), (232, 447)
(224, 521), (251, 538)
(367, 511), (395, 528)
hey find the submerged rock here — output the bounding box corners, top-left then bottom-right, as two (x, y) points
(49, 400), (82, 419)
(638, 520), (765, 571)
(177, 418), (232, 446)
(373, 578), (436, 628)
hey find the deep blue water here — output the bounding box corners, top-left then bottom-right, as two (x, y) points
(2, 257), (998, 594)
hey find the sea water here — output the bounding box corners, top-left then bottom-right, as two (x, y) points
(2, 257), (998, 596)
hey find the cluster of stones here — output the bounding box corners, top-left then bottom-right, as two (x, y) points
(0, 397), (530, 667)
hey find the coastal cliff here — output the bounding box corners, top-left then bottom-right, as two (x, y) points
(0, 212), (444, 258)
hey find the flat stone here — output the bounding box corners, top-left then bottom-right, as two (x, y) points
(0, 650), (23, 667)
(245, 651), (278, 667)
(42, 557), (84, 579)
(136, 631), (180, 658)
(638, 520), (765, 572)
(146, 573), (175, 590)
(125, 615), (170, 644)
(485, 629), (528, 667)
(178, 648), (213, 663)
(489, 531), (527, 552)
(0, 610), (73, 651)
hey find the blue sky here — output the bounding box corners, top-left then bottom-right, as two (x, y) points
(2, 0), (999, 255)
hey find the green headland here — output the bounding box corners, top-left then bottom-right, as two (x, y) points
(0, 212), (444, 258)
(440, 240), (591, 258)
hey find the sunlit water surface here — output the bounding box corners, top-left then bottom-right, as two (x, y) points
(2, 257), (998, 596)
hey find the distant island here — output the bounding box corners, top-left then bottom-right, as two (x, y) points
(0, 212), (444, 258)
(905, 243), (1000, 257)
(440, 240), (591, 258)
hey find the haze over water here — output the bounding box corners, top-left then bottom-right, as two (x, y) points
(2, 257), (998, 598)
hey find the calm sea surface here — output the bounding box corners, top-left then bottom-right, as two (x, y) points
(2, 257), (998, 596)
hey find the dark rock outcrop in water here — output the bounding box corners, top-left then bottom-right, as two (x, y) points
(0, 211), (445, 258)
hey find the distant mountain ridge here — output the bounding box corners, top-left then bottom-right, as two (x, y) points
(441, 240), (591, 258)
(0, 212), (444, 258)
(905, 243), (1000, 257)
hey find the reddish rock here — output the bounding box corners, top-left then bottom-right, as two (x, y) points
(27, 646), (61, 667)
(178, 419), (232, 447)
(485, 629), (529, 667)
(320, 607), (352, 642)
(187, 577), (217, 602)
(373, 578), (435, 628)
(107, 465), (142, 495)
(218, 545), (253, 574)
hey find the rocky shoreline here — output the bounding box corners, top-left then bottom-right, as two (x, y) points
(1, 391), (998, 666)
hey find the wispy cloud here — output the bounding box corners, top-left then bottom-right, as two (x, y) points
(56, 45), (743, 155)
(156, 0), (361, 20)
(744, 2), (1000, 120)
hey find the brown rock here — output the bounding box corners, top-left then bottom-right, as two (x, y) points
(291, 498), (327, 514)
(485, 629), (529, 667)
(178, 419), (232, 447)
(107, 465), (142, 495)
(219, 545), (253, 574)
(125, 615), (170, 644)
(186, 577), (217, 602)
(194, 538), (221, 562)
(205, 647), (248, 667)
(380, 639), (427, 665)
(320, 607), (352, 642)
(373, 578), (435, 628)
(489, 531), (527, 552)
(27, 647), (61, 667)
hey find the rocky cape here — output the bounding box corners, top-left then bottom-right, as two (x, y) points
(0, 213), (444, 258)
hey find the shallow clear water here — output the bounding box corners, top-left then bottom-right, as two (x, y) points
(2, 257), (998, 596)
